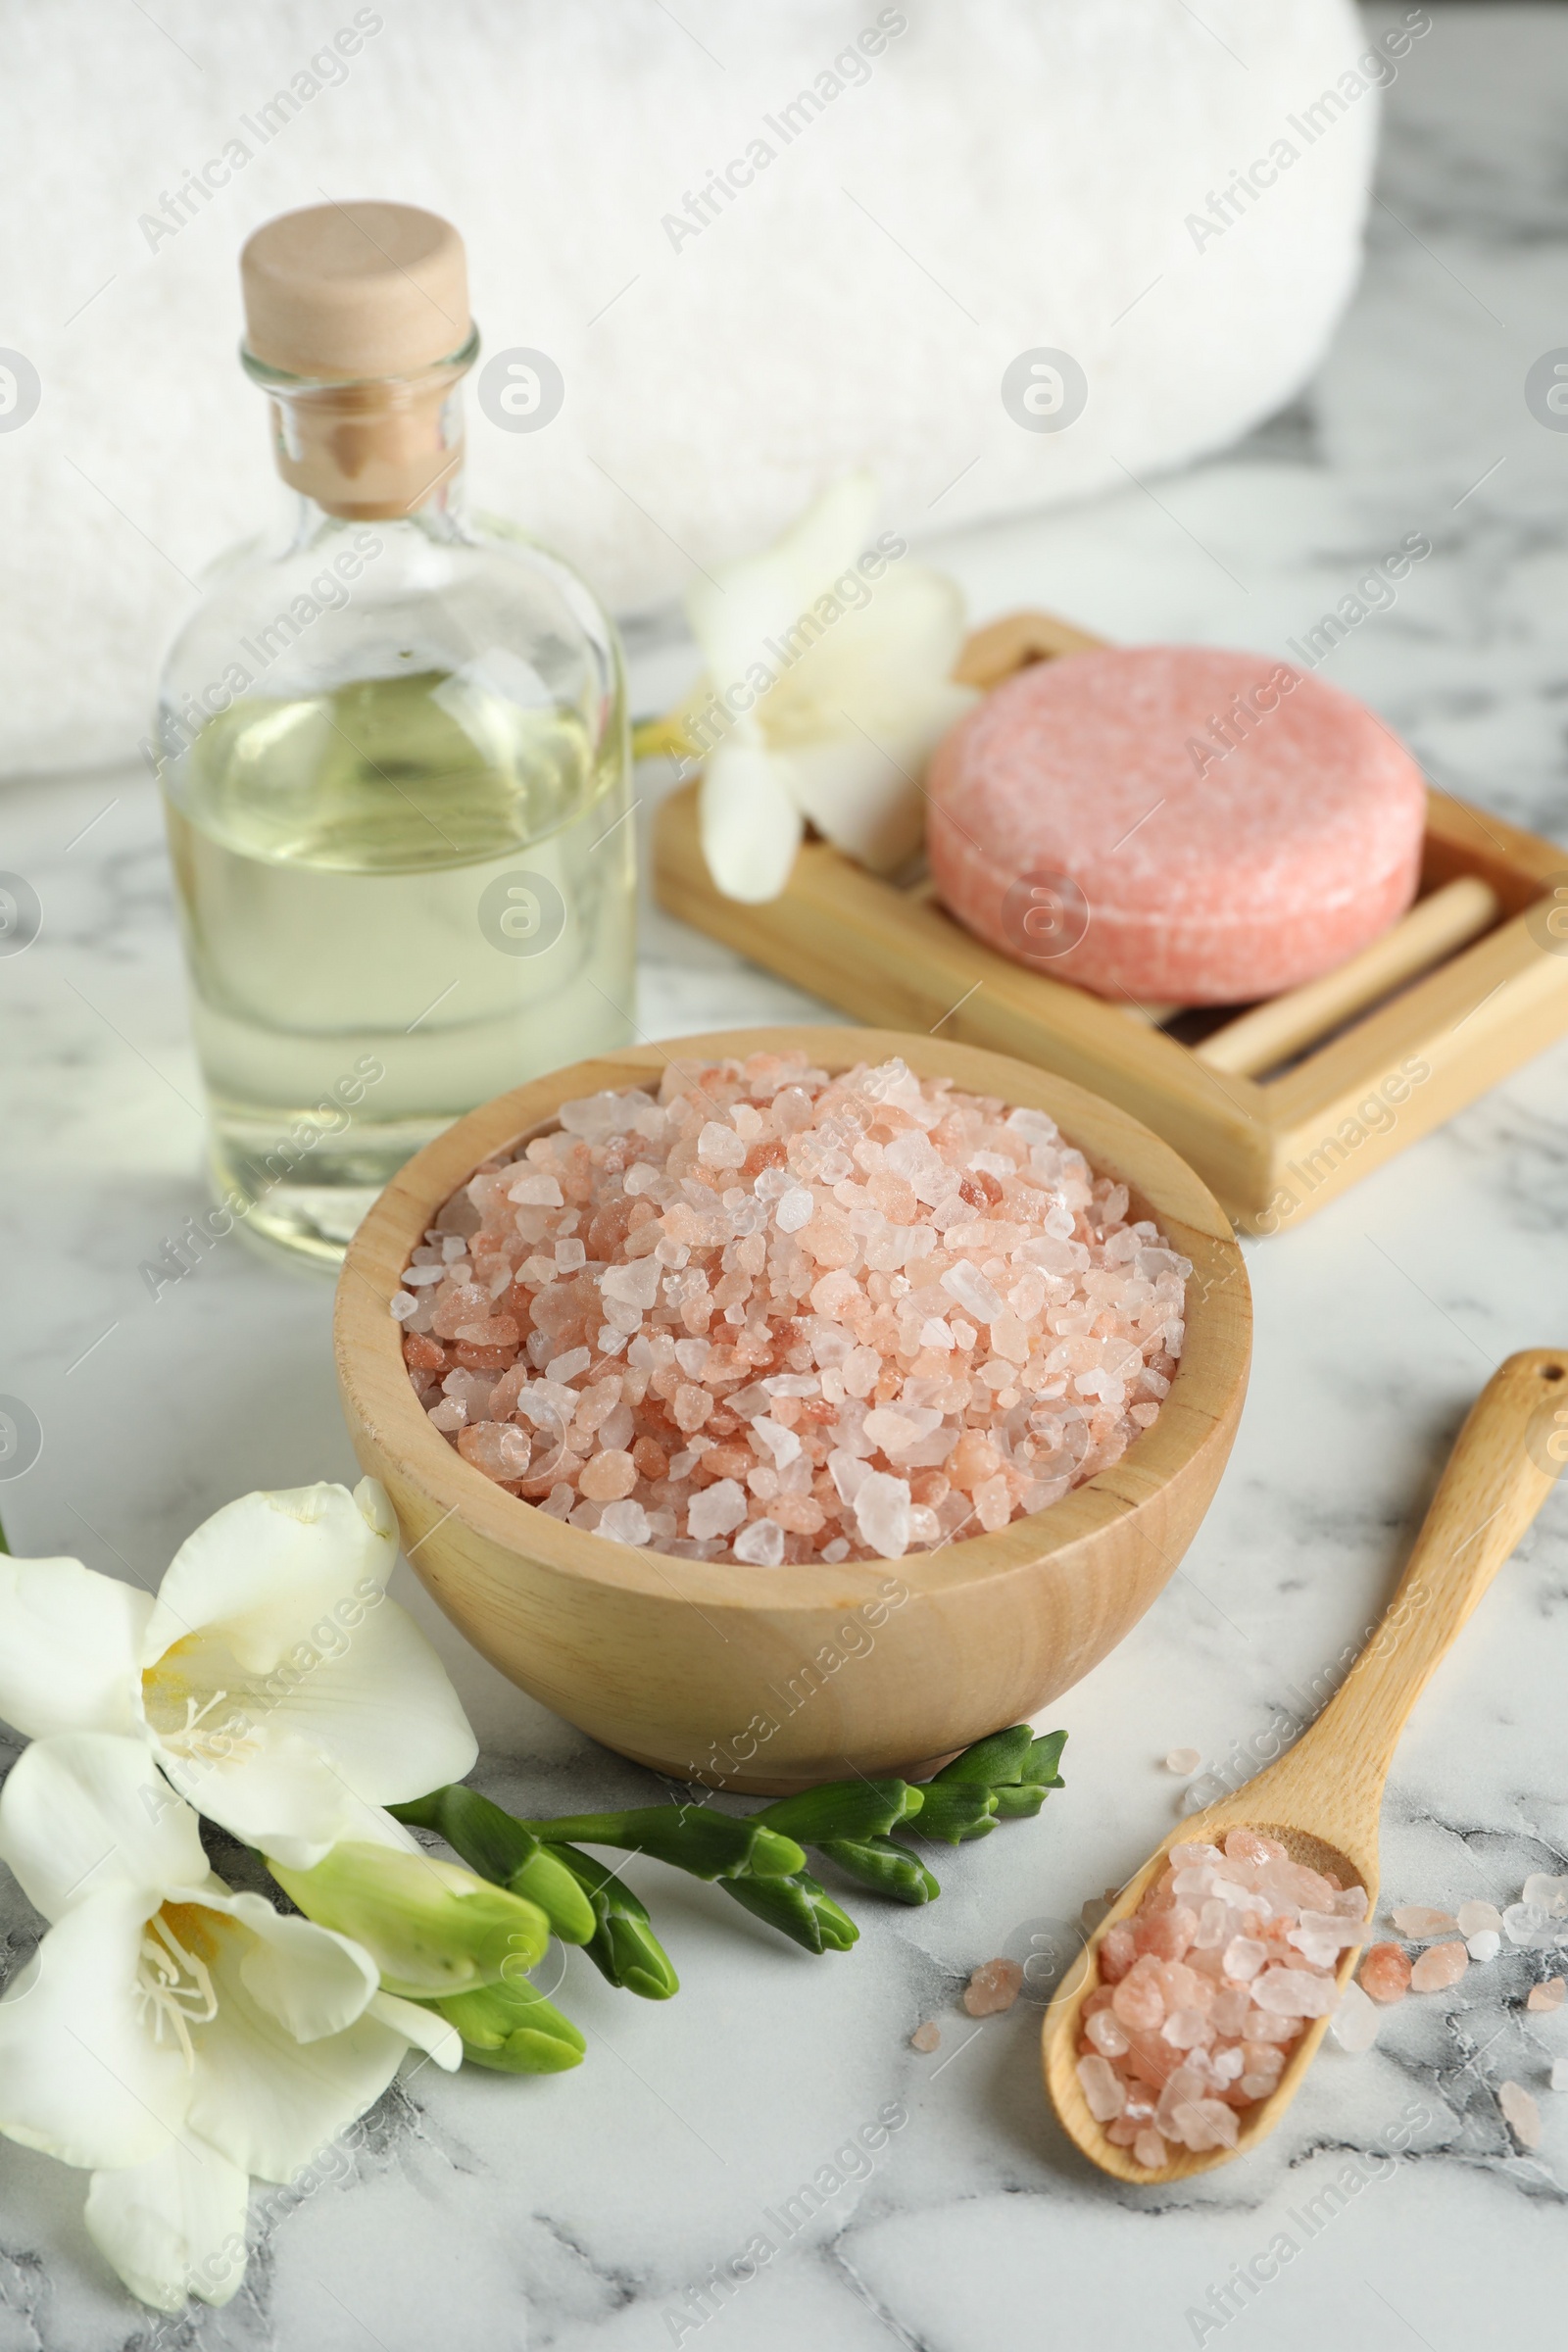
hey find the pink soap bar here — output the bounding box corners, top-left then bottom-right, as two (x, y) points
(927, 646), (1428, 1005)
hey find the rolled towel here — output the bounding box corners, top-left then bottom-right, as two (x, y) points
(1, 0), (1388, 774)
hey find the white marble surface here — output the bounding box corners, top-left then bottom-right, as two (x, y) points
(4, 8), (1568, 2346)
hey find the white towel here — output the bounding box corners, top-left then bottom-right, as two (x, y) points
(0, 0), (1388, 775)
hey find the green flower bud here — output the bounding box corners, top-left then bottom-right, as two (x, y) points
(755, 1779), (921, 1844)
(906, 1784), (998, 1844)
(392, 1787), (596, 1942)
(270, 1840), (550, 1999)
(816, 1834), (940, 1904)
(721, 1868), (858, 1954)
(551, 1843), (680, 1999)
(426, 1979), (586, 2074)
(931, 1725), (1035, 1788)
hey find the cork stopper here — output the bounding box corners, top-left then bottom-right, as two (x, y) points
(239, 202), (474, 519)
(240, 201), (469, 380)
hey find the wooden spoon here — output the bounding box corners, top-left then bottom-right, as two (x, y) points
(1043, 1347), (1568, 2182)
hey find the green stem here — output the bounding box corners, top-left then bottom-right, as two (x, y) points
(519, 1807), (804, 1883)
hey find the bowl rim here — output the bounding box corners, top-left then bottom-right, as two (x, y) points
(334, 1026), (1250, 1615)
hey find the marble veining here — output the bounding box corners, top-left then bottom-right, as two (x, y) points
(2, 9), (1567, 2346)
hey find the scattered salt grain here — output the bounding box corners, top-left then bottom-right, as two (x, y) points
(1330, 1980), (1380, 2054)
(1522, 1875), (1568, 1917)
(1456, 1899), (1502, 1937)
(910, 2022), (941, 2053)
(1526, 1976), (1565, 2014)
(1497, 2080), (1544, 2150)
(1390, 1904), (1455, 1939)
(400, 1052), (1186, 1564)
(1503, 1902), (1564, 1951)
(1164, 1747), (1202, 1776)
(1409, 1940), (1469, 1994)
(963, 1958), (1024, 2017)
(1359, 1943), (1412, 2004)
(1466, 1931), (1501, 1964)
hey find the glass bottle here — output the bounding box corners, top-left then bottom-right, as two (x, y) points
(155, 201), (634, 1266)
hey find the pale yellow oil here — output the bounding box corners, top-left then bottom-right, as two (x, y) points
(163, 668), (634, 1263)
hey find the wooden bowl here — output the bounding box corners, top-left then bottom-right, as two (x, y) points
(334, 1027), (1250, 1791)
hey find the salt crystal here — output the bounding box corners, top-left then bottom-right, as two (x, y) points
(546, 1348), (592, 1385)
(1133, 2128), (1166, 2169)
(688, 1481), (748, 1540)
(1390, 1904), (1455, 1939)
(1467, 1931), (1501, 1964)
(1359, 1944), (1412, 2004)
(1222, 1937), (1267, 1983)
(1523, 1874), (1568, 1916)
(941, 1262), (1004, 1323)
(1329, 1981), (1380, 2054)
(910, 2022), (941, 2053)
(1076, 2054), (1126, 2122)
(597, 1499), (652, 1546)
(775, 1187), (815, 1232)
(1456, 1899), (1503, 1937)
(1409, 1940), (1469, 1993)
(1498, 2080), (1544, 2150)
(1526, 1976), (1565, 2013)
(509, 1170), (564, 1206)
(733, 1518), (786, 1567)
(855, 1473), (912, 1559)
(1250, 1967), (1339, 2018)
(963, 1958), (1024, 2016)
(1164, 1747), (1201, 1775)
(1085, 2009), (1130, 2057)
(1504, 1903), (1563, 1951)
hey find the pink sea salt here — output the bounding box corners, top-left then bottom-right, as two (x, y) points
(963, 1958), (1025, 2016)
(1359, 1943), (1412, 2004)
(396, 1052), (1188, 1565)
(1409, 1940), (1469, 1994)
(1084, 1826), (1364, 2165)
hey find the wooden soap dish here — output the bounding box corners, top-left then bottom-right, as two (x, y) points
(652, 611), (1568, 1235)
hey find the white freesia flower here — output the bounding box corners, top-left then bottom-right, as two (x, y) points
(681, 472), (979, 902)
(0, 1481), (476, 1870)
(0, 1735), (459, 2311)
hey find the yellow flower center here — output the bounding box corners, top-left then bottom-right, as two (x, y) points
(135, 1902), (220, 2068)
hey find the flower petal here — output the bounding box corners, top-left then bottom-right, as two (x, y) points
(698, 734), (806, 903)
(0, 1733), (207, 1921)
(0, 1555), (149, 1740)
(0, 1891), (188, 2170)
(186, 1914), (404, 2183)
(85, 2135), (251, 2312)
(786, 675), (979, 874)
(368, 1989), (463, 2072)
(685, 472), (877, 691)
(141, 1481), (398, 1674)
(771, 561), (974, 733)
(155, 1600), (477, 1868)
(207, 1889), (378, 2044)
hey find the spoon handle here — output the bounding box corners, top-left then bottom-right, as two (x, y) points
(1266, 1348), (1568, 1811)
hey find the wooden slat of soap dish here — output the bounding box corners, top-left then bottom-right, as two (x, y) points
(651, 611), (1568, 1235)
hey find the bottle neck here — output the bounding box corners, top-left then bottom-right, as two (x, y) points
(246, 334), (475, 524)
